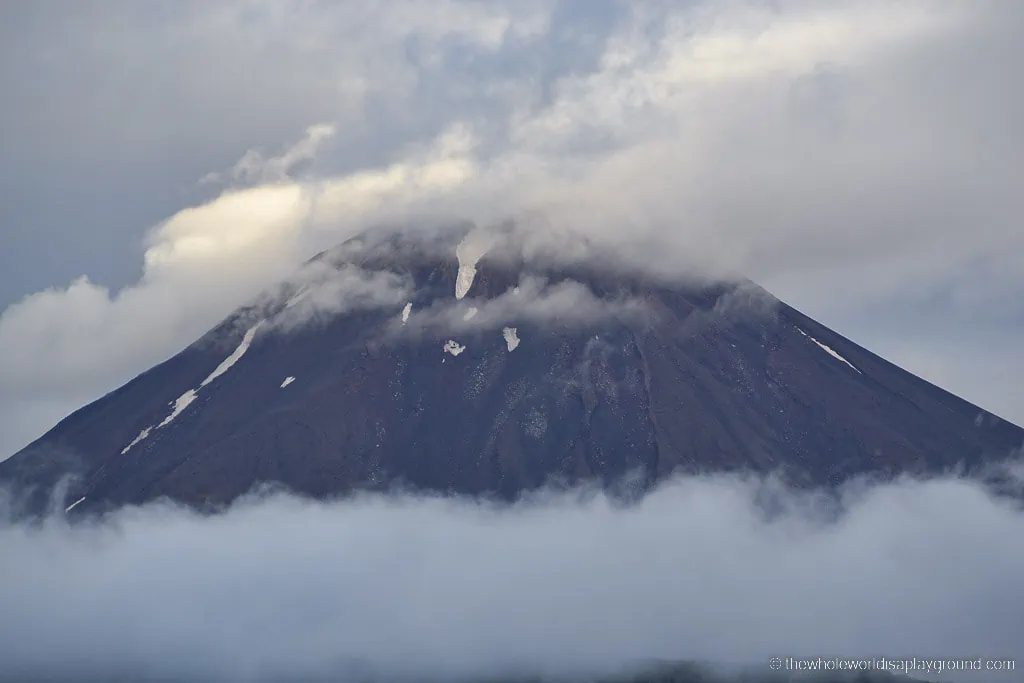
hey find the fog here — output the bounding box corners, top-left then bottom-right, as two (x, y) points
(2, 467), (1022, 683)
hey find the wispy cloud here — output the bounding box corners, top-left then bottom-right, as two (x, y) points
(396, 275), (651, 338)
(265, 261), (414, 333)
(201, 123), (337, 188)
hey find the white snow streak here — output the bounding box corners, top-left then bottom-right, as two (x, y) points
(464, 307), (478, 321)
(159, 390), (198, 428)
(121, 321), (264, 454)
(121, 427), (153, 455)
(200, 322), (264, 388)
(401, 302), (412, 324)
(454, 263), (477, 300)
(797, 328), (862, 374)
(503, 326), (520, 352)
(281, 376), (296, 389)
(443, 340), (466, 356)
(454, 231), (494, 300)
(64, 496), (86, 513)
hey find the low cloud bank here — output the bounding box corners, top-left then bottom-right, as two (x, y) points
(1, 467), (1023, 683)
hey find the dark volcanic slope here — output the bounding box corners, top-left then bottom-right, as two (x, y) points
(2, 226), (1021, 515)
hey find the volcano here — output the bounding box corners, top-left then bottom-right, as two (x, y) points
(2, 223), (1021, 516)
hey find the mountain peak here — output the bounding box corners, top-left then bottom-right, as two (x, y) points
(2, 223), (1021, 517)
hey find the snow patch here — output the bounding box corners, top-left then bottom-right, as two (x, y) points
(401, 302), (412, 324)
(121, 427), (153, 455)
(503, 326), (520, 352)
(200, 322), (264, 388)
(797, 328), (861, 374)
(443, 340), (466, 357)
(64, 496), (86, 513)
(454, 230), (495, 299)
(464, 307), (478, 321)
(159, 390), (198, 428)
(120, 321), (264, 454)
(455, 264), (477, 300)
(281, 376), (296, 389)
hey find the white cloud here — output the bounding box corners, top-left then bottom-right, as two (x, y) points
(1, 469), (1022, 682)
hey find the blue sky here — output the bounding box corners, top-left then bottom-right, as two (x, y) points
(1, 0), (1022, 458)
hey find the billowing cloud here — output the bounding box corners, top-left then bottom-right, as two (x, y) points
(1, 467), (1022, 682)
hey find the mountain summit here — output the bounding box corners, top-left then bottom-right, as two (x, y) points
(2, 224), (1021, 515)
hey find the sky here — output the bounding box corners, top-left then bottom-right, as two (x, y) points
(1, 0), (1023, 458)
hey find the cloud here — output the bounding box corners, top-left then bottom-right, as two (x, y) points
(265, 261), (414, 333)
(201, 123), (338, 188)
(396, 275), (652, 339)
(1, 1), (1023, 457)
(0, 124), (479, 456)
(0, 182), (312, 400)
(1, 467), (1022, 682)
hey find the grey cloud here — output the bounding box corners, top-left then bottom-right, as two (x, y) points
(1, 467), (1023, 682)
(396, 275), (651, 339)
(710, 284), (780, 320)
(202, 123), (338, 189)
(264, 261), (414, 334)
